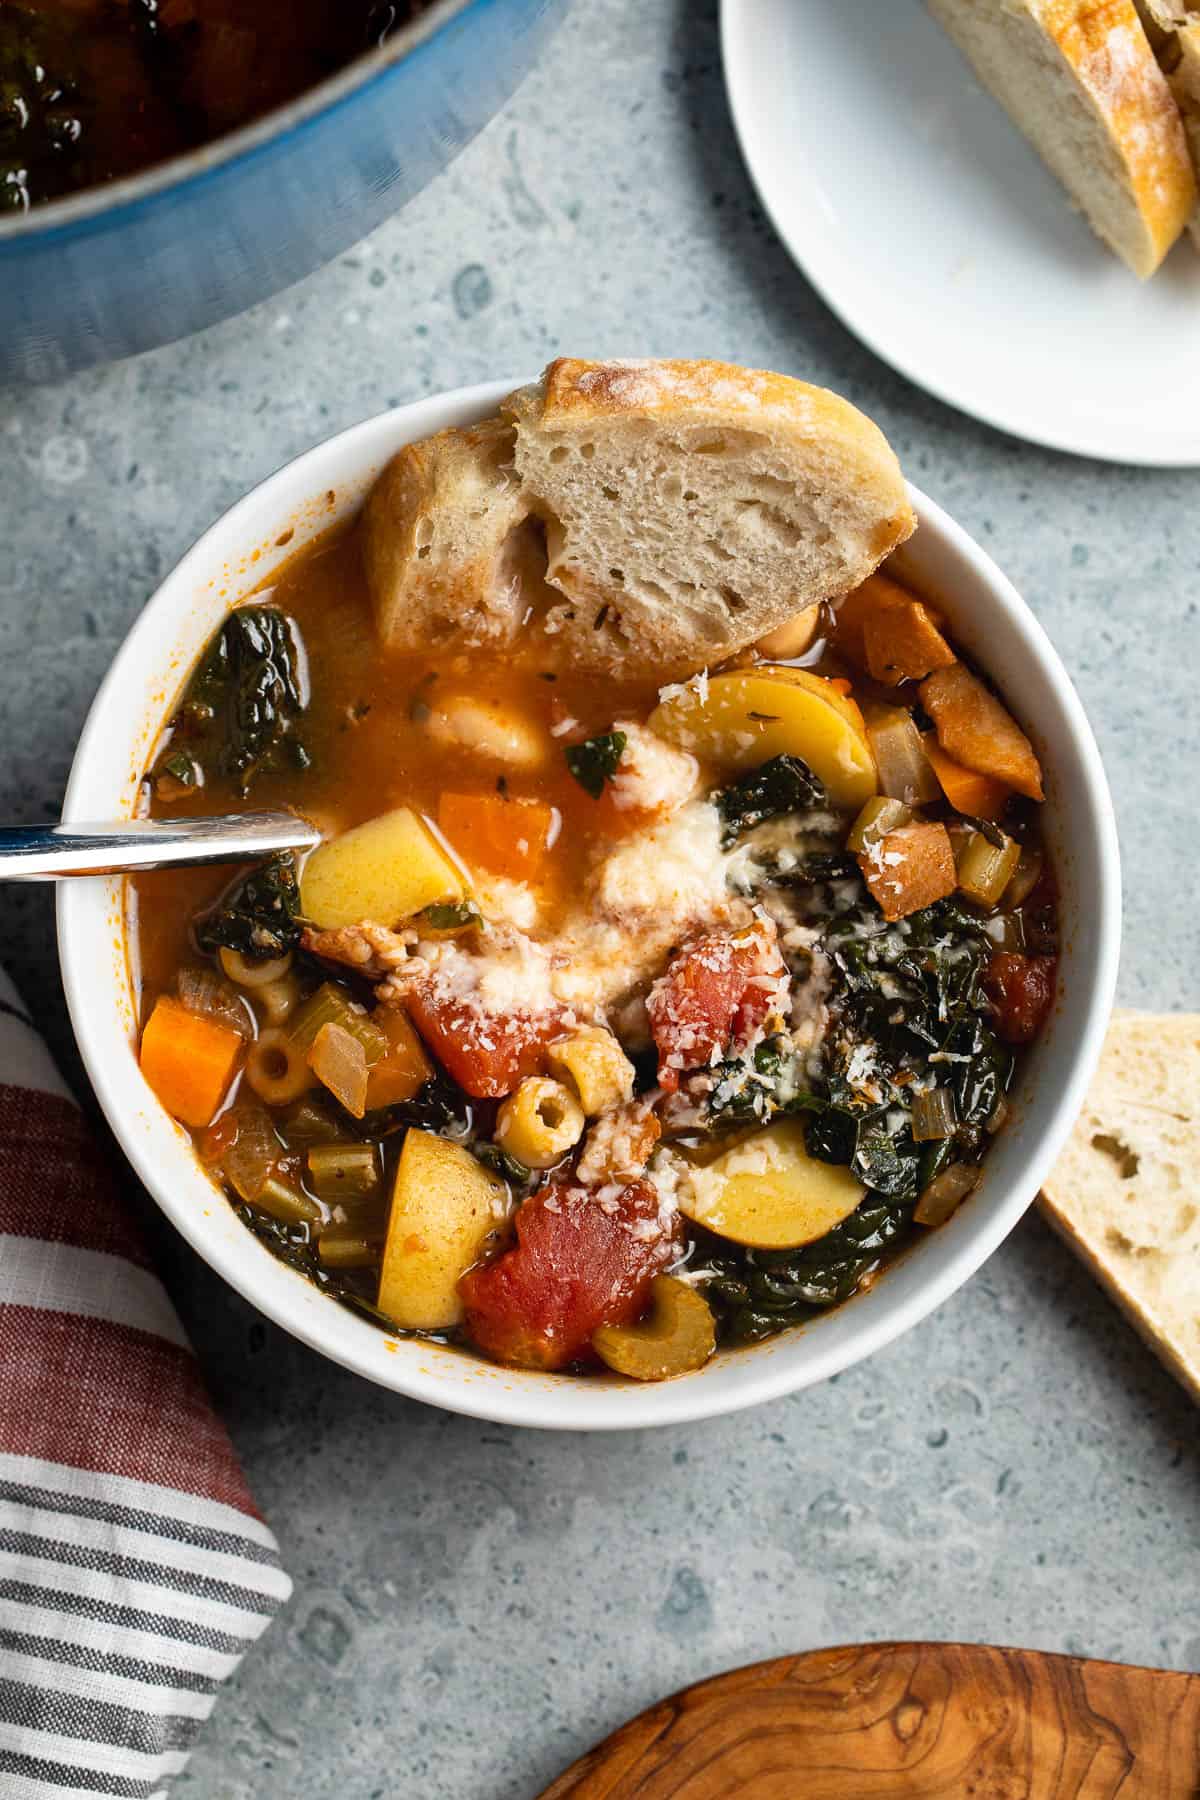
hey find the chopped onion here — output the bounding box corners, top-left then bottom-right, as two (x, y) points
(865, 707), (940, 806)
(309, 1022), (369, 1118)
(914, 1162), (979, 1228)
(222, 1103), (282, 1202)
(177, 966), (251, 1036)
(1002, 845), (1043, 910)
(911, 1086), (956, 1142)
(846, 795), (912, 854)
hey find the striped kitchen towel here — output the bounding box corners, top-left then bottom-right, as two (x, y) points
(0, 968), (291, 1797)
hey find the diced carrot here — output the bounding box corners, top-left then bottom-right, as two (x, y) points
(857, 822), (957, 922)
(920, 665), (1044, 802)
(364, 1008), (432, 1110)
(864, 599), (956, 686)
(438, 791), (557, 884)
(139, 994), (243, 1128)
(924, 735), (1011, 822)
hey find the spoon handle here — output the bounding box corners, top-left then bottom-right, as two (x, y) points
(0, 814), (320, 880)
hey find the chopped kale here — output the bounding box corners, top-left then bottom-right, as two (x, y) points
(694, 1194), (913, 1343)
(565, 730), (627, 799)
(804, 1105), (860, 1166)
(158, 605), (310, 797)
(194, 852), (302, 959)
(420, 900), (482, 933)
(475, 1141), (534, 1187)
(714, 754), (825, 845)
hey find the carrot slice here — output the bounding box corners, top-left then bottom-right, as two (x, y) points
(140, 994), (243, 1128)
(438, 791), (557, 884)
(864, 599), (956, 686)
(920, 665), (1043, 802)
(924, 735), (1011, 822)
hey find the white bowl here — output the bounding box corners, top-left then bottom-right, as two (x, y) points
(58, 380), (1121, 1430)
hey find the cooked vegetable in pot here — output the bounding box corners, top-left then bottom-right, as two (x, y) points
(1, 0), (435, 212)
(134, 522), (1057, 1381)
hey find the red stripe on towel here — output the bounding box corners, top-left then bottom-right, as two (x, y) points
(0, 1086), (151, 1267)
(0, 1306), (260, 1519)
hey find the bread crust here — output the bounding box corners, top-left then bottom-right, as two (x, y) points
(501, 359), (915, 676)
(365, 359), (916, 677)
(1040, 1008), (1200, 1406)
(929, 0), (1196, 275)
(363, 418), (527, 652)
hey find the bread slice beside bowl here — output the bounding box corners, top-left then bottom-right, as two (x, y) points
(1041, 1009), (1200, 1404)
(365, 358), (916, 678)
(926, 0), (1197, 276)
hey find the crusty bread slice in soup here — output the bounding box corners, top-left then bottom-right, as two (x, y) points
(501, 358), (915, 677)
(363, 417), (533, 652)
(363, 359), (915, 675)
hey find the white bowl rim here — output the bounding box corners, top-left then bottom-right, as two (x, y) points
(57, 378), (1122, 1431)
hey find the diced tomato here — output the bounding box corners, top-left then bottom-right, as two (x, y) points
(647, 921), (787, 1091)
(983, 953), (1057, 1045)
(459, 1179), (681, 1370)
(407, 984), (565, 1099)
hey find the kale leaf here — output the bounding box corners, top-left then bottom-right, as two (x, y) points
(694, 1194), (913, 1343)
(714, 755), (825, 845)
(194, 852), (302, 959)
(159, 606), (310, 797)
(565, 731), (627, 799)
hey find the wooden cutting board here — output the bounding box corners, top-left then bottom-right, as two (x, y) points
(537, 1642), (1200, 1798)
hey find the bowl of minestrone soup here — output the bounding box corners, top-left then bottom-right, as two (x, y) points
(57, 377), (1120, 1428)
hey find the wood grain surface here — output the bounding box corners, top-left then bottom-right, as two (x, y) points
(538, 1642), (1200, 1798)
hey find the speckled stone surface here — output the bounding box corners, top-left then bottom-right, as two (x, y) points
(2, 2), (1198, 1794)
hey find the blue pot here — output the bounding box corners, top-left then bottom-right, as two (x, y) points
(0, 0), (564, 383)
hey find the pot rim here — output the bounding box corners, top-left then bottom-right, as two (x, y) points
(0, 0), (496, 246)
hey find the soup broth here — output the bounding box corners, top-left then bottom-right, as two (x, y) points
(133, 512), (1059, 1378)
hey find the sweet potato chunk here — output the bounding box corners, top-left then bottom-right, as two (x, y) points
(923, 735), (1010, 822)
(858, 821), (957, 922)
(864, 599), (956, 686)
(831, 573), (938, 670)
(920, 665), (1043, 802)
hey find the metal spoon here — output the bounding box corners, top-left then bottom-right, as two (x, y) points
(0, 812), (320, 880)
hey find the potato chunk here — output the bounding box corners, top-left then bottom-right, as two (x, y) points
(920, 665), (1043, 801)
(378, 1130), (510, 1331)
(300, 807), (465, 930)
(857, 821), (957, 922)
(678, 1119), (865, 1250)
(648, 666), (876, 809)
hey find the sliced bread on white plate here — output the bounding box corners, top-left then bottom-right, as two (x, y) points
(926, 0), (1197, 276)
(365, 358), (915, 677)
(1040, 1009), (1200, 1405)
(1134, 1), (1200, 244)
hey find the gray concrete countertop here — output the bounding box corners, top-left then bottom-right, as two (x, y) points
(2, 3), (1197, 1794)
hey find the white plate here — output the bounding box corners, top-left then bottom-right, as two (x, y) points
(722, 0), (1200, 464)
